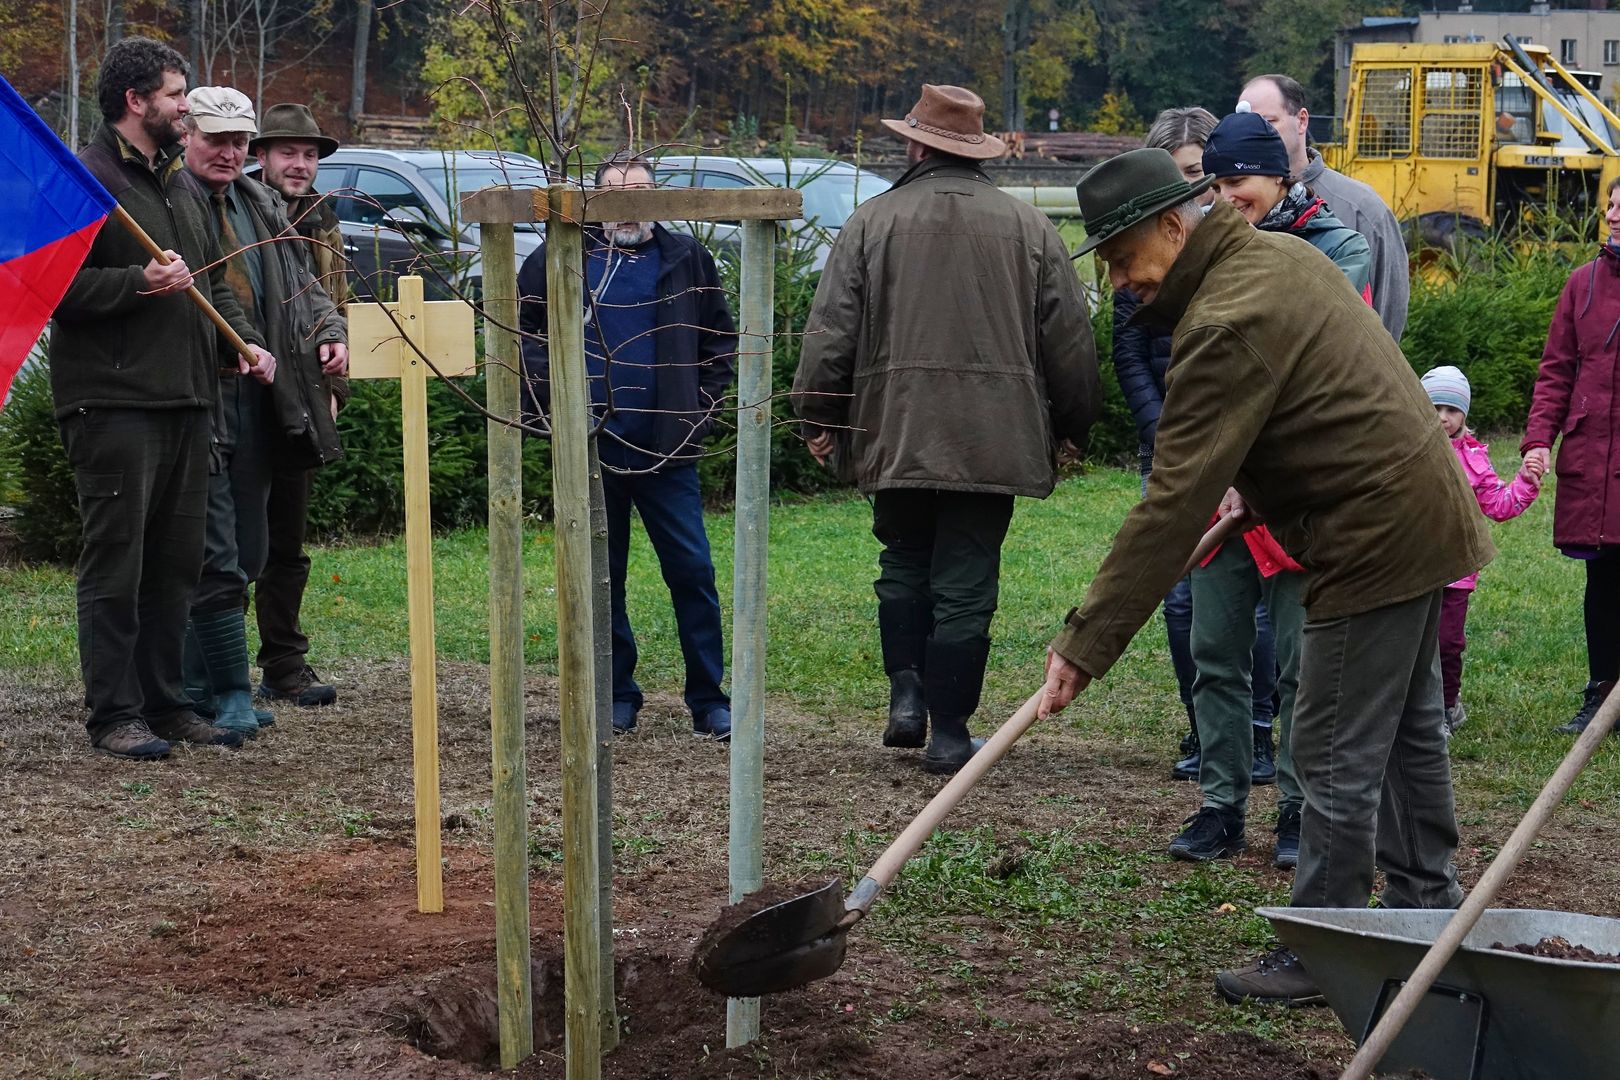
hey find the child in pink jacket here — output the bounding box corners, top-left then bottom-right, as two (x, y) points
(1422, 366), (1545, 735)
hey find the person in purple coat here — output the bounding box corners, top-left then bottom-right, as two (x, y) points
(1523, 177), (1620, 735)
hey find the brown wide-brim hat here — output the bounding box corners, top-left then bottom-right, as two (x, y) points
(248, 102), (339, 158)
(880, 84), (1007, 161)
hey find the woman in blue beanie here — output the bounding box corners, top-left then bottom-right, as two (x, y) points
(1163, 108), (1376, 869)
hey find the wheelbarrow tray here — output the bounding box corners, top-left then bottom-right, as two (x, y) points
(1261, 906), (1620, 1080)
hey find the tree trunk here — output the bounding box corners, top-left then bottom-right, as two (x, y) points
(106, 0), (124, 45)
(67, 0), (78, 147)
(350, 0), (373, 124)
(1001, 0), (1029, 132)
(189, 0), (206, 83)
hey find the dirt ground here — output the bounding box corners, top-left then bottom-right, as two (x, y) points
(2, 660), (1617, 1079)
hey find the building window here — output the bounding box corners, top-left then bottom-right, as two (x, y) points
(1443, 34), (1461, 45)
(1606, 40), (1618, 65)
(1561, 39), (1578, 65)
(1341, 42), (1355, 68)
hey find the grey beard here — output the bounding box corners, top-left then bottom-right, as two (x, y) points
(604, 222), (653, 247)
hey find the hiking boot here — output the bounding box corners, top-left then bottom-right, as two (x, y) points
(1272, 804), (1301, 869)
(1171, 731), (1201, 782)
(1251, 723), (1276, 786)
(1216, 945), (1325, 1007)
(258, 664), (338, 707)
(694, 707), (732, 742)
(883, 668), (927, 748)
(149, 710), (244, 749)
(91, 719), (171, 761)
(1557, 680), (1615, 735)
(612, 701), (638, 735)
(1168, 806), (1247, 862)
(922, 636), (990, 776)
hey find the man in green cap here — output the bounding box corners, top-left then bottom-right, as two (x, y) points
(1035, 147), (1490, 1005)
(248, 102), (349, 708)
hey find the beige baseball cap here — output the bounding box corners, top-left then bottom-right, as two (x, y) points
(186, 86), (258, 135)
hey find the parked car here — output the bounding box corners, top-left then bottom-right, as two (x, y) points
(256, 148), (551, 300)
(650, 156), (891, 270)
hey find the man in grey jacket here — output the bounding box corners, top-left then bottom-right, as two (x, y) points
(793, 83), (1101, 774)
(1240, 74), (1409, 341)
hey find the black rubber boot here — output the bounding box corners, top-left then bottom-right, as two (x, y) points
(1251, 723), (1276, 786)
(191, 609), (263, 738)
(879, 599), (931, 748)
(1171, 706), (1200, 781)
(922, 636), (990, 776)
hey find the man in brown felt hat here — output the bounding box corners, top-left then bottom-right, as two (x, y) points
(246, 103), (350, 709)
(793, 84), (1101, 774)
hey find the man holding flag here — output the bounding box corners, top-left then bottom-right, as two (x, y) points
(45, 37), (274, 759)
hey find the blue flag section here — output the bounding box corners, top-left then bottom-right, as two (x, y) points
(0, 73), (117, 406)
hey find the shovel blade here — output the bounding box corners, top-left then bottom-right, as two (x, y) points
(694, 878), (850, 997)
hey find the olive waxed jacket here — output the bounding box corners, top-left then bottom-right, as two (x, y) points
(51, 126), (263, 418)
(792, 156), (1101, 497)
(1051, 200), (1492, 679)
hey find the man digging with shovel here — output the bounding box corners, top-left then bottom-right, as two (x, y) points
(1037, 148), (1494, 1005)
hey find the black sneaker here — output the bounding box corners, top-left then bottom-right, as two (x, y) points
(259, 664), (337, 707)
(694, 707), (731, 742)
(1557, 680), (1614, 735)
(1168, 806), (1246, 862)
(1251, 723), (1276, 786)
(1215, 945), (1325, 1007)
(1272, 804), (1301, 869)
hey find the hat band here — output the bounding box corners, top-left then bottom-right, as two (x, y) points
(905, 114), (985, 145)
(1086, 179), (1194, 236)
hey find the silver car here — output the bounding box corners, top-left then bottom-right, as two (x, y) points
(652, 155), (891, 269)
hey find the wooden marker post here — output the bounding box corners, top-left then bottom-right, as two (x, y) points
(546, 185), (606, 1080)
(726, 218), (776, 1048)
(481, 222), (535, 1068)
(347, 276), (476, 914)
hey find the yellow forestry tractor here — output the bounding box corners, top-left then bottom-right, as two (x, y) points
(1325, 34), (1620, 246)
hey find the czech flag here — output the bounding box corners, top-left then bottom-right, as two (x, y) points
(0, 73), (116, 407)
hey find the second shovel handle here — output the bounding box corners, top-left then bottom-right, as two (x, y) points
(846, 514), (1242, 914)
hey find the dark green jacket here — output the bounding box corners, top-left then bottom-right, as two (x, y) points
(177, 170), (346, 468)
(1051, 200), (1491, 678)
(792, 156), (1101, 497)
(50, 125), (262, 419)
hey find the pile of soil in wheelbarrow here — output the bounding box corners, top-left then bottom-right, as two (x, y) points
(1491, 935), (1620, 963)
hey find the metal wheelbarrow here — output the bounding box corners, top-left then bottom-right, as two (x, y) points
(1262, 905), (1620, 1080)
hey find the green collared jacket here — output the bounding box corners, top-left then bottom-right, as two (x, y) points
(1051, 200), (1491, 678)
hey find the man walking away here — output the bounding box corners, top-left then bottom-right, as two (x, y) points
(794, 84), (1101, 774)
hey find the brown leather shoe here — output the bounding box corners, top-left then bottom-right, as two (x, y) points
(91, 720), (172, 760)
(149, 710), (244, 749)
(259, 664), (337, 707)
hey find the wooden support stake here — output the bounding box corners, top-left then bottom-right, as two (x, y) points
(588, 441), (620, 1051)
(482, 222), (534, 1068)
(726, 218), (775, 1048)
(546, 187), (605, 1080)
(399, 275), (444, 914)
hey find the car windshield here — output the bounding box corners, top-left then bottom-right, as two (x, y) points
(1541, 89), (1620, 150)
(421, 164), (551, 229)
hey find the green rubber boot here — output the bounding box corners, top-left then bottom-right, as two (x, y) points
(186, 620), (276, 728)
(191, 609), (263, 738)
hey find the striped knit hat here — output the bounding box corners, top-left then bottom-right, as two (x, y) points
(1420, 365), (1471, 416)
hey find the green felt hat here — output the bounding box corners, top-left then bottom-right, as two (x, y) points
(1072, 147), (1215, 258)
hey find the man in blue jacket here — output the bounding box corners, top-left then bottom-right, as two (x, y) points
(518, 154), (737, 739)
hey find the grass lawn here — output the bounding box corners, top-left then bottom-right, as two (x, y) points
(2, 449), (1611, 811)
(2, 450), (1617, 1076)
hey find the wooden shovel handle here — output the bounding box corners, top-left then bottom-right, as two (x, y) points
(845, 513), (1243, 916)
(112, 203), (259, 363)
(1340, 684), (1620, 1080)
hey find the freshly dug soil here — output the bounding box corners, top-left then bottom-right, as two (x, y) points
(1491, 935), (1620, 963)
